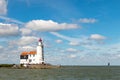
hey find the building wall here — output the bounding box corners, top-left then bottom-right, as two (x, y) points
(20, 54), (39, 64)
(20, 55), (29, 64)
(20, 59), (29, 64)
(28, 54), (37, 64)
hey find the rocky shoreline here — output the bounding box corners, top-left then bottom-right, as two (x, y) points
(13, 64), (61, 69)
(0, 64), (61, 69)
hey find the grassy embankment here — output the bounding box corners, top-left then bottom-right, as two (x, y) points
(0, 64), (14, 68)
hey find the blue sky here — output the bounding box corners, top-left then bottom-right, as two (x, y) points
(0, 0), (120, 65)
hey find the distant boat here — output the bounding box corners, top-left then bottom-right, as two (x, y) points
(108, 62), (110, 66)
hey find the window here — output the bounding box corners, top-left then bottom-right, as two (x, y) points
(33, 54), (35, 57)
(20, 55), (28, 59)
(29, 59), (32, 62)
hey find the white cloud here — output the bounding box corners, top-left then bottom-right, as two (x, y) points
(18, 36), (38, 46)
(66, 48), (78, 52)
(51, 32), (106, 46)
(19, 45), (36, 51)
(0, 46), (3, 49)
(0, 0), (7, 15)
(68, 54), (77, 58)
(69, 41), (80, 46)
(9, 36), (38, 46)
(79, 18), (97, 23)
(0, 23), (19, 36)
(55, 39), (63, 43)
(81, 42), (120, 62)
(90, 34), (106, 40)
(25, 20), (78, 31)
(22, 46), (35, 49)
(20, 28), (32, 35)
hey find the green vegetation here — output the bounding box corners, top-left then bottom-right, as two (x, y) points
(0, 64), (14, 68)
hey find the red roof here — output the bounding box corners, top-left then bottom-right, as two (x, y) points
(21, 51), (36, 55)
(21, 52), (29, 55)
(29, 51), (36, 55)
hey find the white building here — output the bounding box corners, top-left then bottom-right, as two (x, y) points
(20, 38), (44, 64)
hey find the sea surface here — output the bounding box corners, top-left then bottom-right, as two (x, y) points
(0, 66), (120, 80)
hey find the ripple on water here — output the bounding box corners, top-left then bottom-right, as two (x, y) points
(0, 66), (120, 80)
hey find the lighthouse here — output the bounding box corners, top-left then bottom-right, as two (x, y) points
(19, 38), (60, 68)
(20, 38), (44, 64)
(36, 38), (44, 64)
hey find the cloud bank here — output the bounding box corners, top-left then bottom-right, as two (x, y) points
(90, 34), (106, 40)
(55, 39), (63, 43)
(25, 20), (79, 31)
(9, 36), (38, 46)
(0, 0), (7, 15)
(20, 28), (32, 36)
(0, 23), (19, 36)
(79, 18), (97, 23)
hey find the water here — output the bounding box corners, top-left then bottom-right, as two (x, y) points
(0, 66), (120, 80)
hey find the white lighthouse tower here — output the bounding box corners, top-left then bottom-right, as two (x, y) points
(36, 38), (44, 64)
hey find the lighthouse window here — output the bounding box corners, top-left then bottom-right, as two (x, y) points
(24, 56), (26, 58)
(29, 59), (32, 62)
(33, 54), (35, 57)
(20, 55), (28, 59)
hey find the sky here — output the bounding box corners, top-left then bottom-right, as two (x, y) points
(0, 0), (120, 65)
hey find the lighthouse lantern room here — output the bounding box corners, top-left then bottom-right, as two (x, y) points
(20, 38), (44, 64)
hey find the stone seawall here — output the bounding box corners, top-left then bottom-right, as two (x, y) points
(27, 64), (60, 69)
(13, 64), (60, 69)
